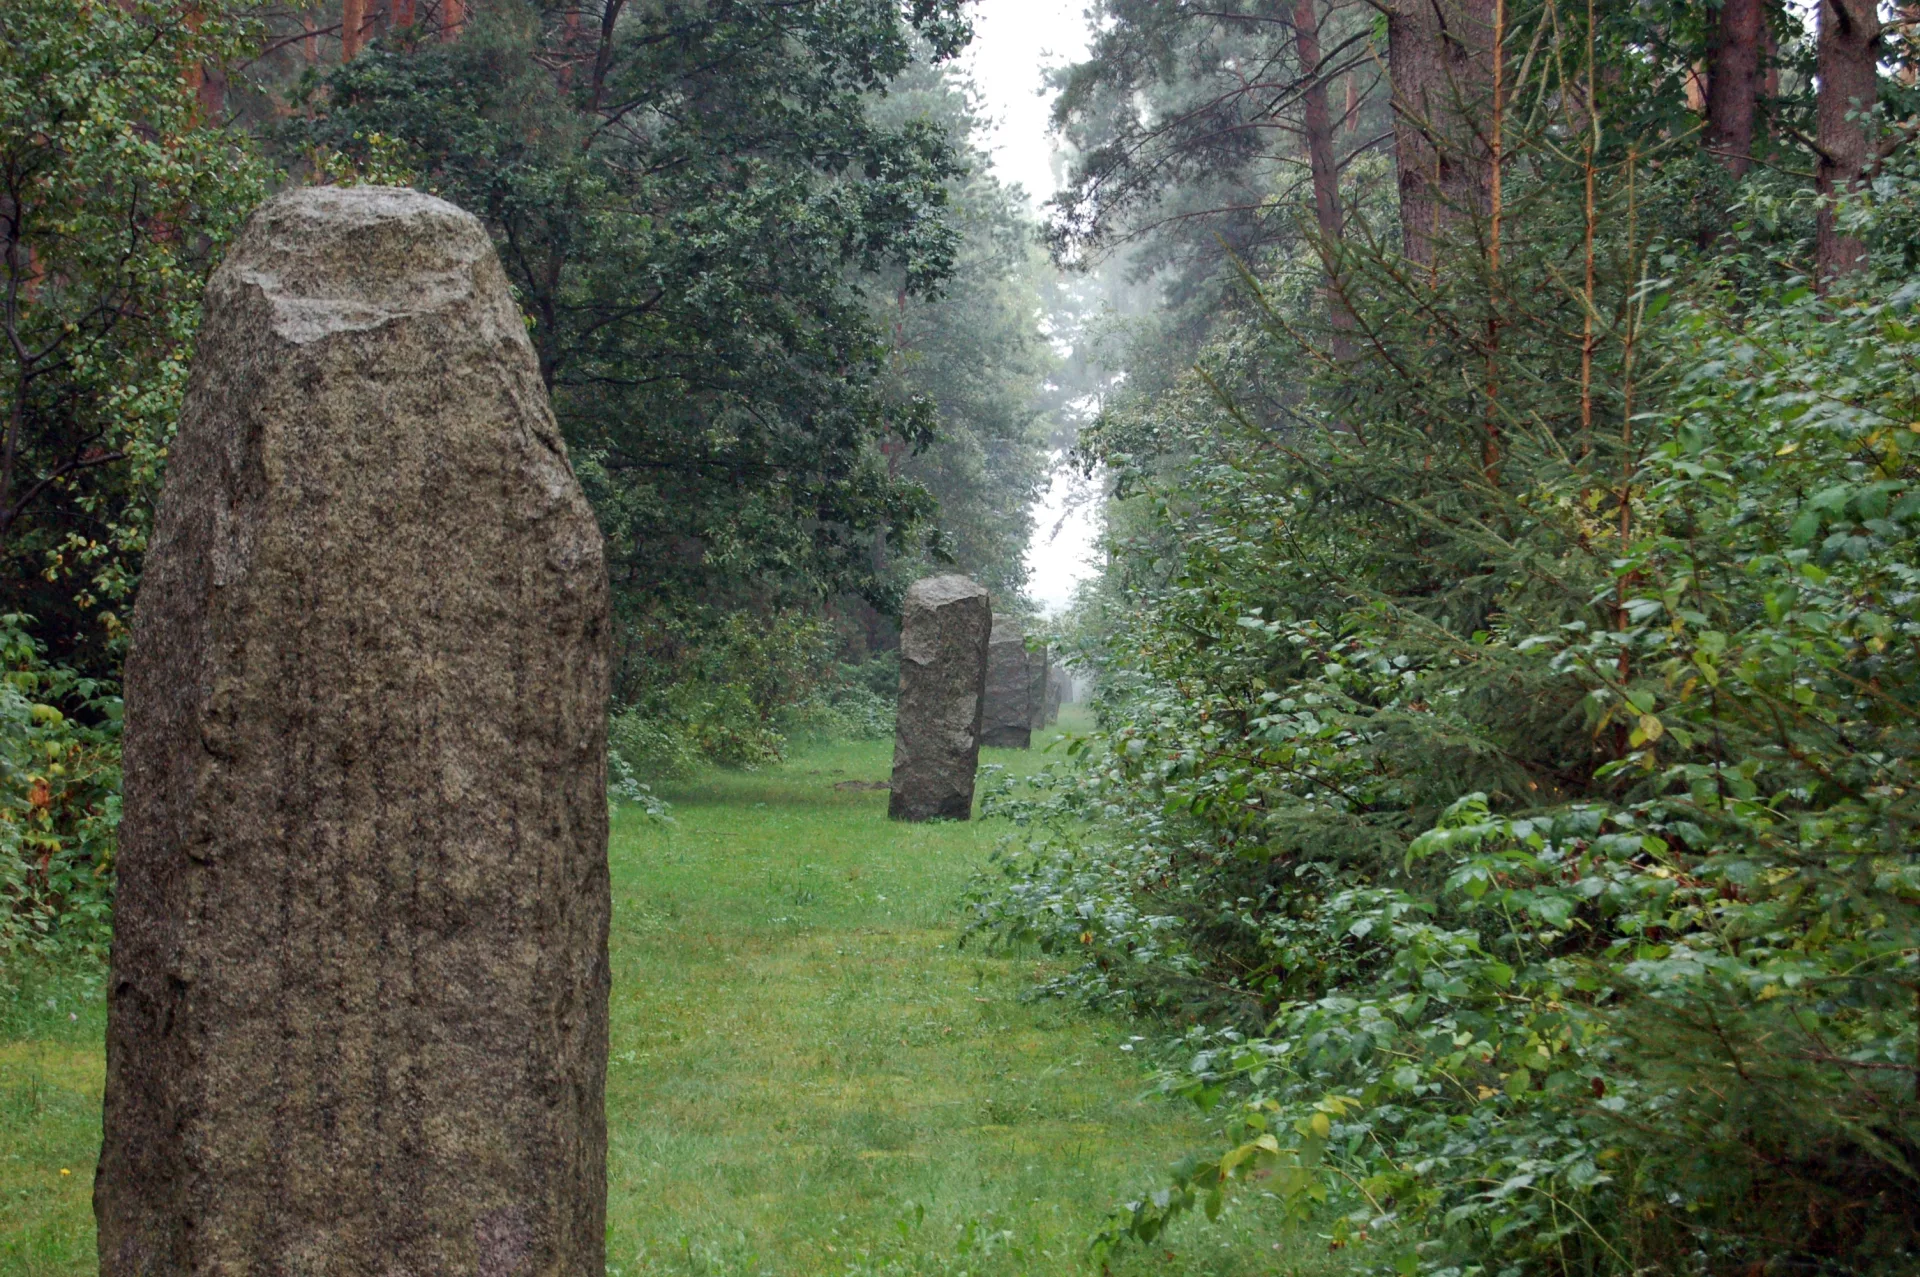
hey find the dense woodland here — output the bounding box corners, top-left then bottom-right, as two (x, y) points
(6, 0), (1920, 1272)
(2, 0), (1056, 788)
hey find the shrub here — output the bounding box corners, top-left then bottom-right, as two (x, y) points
(779, 654), (899, 742)
(608, 617), (899, 781)
(970, 233), (1920, 1274)
(608, 706), (701, 783)
(1, 616), (119, 961)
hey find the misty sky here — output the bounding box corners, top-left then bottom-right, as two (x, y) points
(958, 0), (1100, 615)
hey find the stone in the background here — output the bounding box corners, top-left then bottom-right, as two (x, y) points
(1026, 645), (1051, 734)
(980, 614), (1033, 749)
(888, 575), (992, 820)
(97, 187), (611, 1277)
(1045, 664), (1067, 724)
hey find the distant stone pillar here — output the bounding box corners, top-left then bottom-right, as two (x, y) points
(98, 187), (611, 1277)
(1026, 645), (1051, 734)
(980, 614), (1032, 749)
(888, 575), (991, 820)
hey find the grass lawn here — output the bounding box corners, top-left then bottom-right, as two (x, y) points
(2, 722), (1321, 1275)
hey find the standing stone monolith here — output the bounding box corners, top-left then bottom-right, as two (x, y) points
(1045, 663), (1067, 723)
(980, 614), (1033, 749)
(888, 575), (992, 820)
(97, 187), (611, 1277)
(1026, 645), (1051, 734)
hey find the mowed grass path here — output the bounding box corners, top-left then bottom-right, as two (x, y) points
(3, 729), (1317, 1275)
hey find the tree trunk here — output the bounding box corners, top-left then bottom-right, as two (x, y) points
(1816, 0), (1880, 284)
(441, 0), (465, 41)
(181, 7), (224, 122)
(1897, 4), (1920, 86)
(1683, 62), (1707, 116)
(1763, 14), (1779, 97)
(1387, 0), (1496, 269)
(1293, 0), (1352, 356)
(1705, 0), (1763, 176)
(196, 65), (225, 119)
(589, 0), (628, 114)
(558, 6), (581, 87)
(341, 0), (366, 58)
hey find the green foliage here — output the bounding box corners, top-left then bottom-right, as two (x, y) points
(607, 749), (672, 824)
(0, 0), (269, 676)
(289, 5), (1053, 765)
(878, 67), (1055, 598)
(971, 5), (1920, 1267)
(3, 0), (1063, 956)
(610, 707), (703, 786)
(291, 0), (973, 673)
(978, 309), (1920, 1272)
(777, 654), (898, 744)
(1, 617), (119, 960)
(610, 612), (897, 782)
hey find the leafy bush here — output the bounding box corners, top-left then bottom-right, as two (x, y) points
(608, 706), (702, 784)
(970, 189), (1920, 1273)
(780, 654), (899, 742)
(1, 616), (119, 960)
(607, 749), (673, 823)
(1, 0), (268, 678)
(608, 615), (899, 781)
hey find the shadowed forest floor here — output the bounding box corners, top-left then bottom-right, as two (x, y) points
(2, 722), (1321, 1275)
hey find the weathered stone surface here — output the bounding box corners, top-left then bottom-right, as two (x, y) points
(97, 186), (611, 1277)
(980, 615), (1032, 749)
(888, 575), (991, 820)
(1026, 645), (1051, 734)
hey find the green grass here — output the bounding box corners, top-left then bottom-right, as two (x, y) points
(2, 724), (1321, 1275)
(0, 965), (101, 1276)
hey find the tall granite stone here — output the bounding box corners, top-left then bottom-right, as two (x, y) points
(1026, 645), (1051, 734)
(980, 614), (1032, 749)
(888, 575), (992, 820)
(97, 187), (611, 1277)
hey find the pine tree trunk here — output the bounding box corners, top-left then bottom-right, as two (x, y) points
(1705, 0), (1763, 175)
(341, 0), (366, 58)
(1815, 0), (1880, 284)
(1763, 15), (1779, 97)
(1293, 0), (1352, 356)
(1387, 0), (1496, 269)
(181, 6), (223, 122)
(197, 65), (225, 119)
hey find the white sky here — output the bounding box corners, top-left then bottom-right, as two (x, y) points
(959, 0), (1102, 616)
(1025, 456), (1103, 616)
(959, 0), (1088, 203)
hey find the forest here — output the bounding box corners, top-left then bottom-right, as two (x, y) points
(4, 0), (1920, 1273)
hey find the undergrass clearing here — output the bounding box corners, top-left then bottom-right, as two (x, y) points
(2, 723), (1323, 1275)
